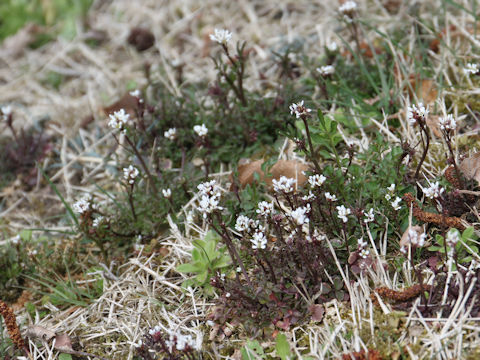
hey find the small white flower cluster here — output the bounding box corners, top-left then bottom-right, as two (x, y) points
(308, 174), (326, 188)
(194, 124), (208, 137)
(336, 205), (351, 223)
(256, 201), (274, 216)
(250, 231), (268, 250)
(423, 181), (444, 199)
(446, 228), (461, 247)
(289, 204), (311, 225)
(302, 191), (316, 201)
(325, 192), (337, 201)
(164, 128), (177, 140)
(11, 235), (20, 244)
(385, 183), (395, 200)
(439, 114), (456, 132)
(408, 227), (426, 247)
(317, 65), (335, 76)
(384, 184), (401, 210)
(407, 103), (428, 125)
(391, 196), (402, 211)
(164, 330), (200, 352)
(123, 165), (140, 184)
(234, 214), (267, 250)
(272, 176), (296, 193)
(235, 214), (253, 232)
(108, 109), (130, 133)
(129, 89), (144, 103)
(209, 28), (232, 45)
(1, 105), (12, 120)
(73, 194), (96, 214)
(197, 180), (223, 217)
(357, 237), (370, 258)
(339, 1), (358, 13)
(327, 41), (338, 52)
(92, 216), (104, 227)
(364, 208), (374, 223)
(289, 100), (312, 119)
(162, 188), (172, 198)
(463, 63), (479, 75)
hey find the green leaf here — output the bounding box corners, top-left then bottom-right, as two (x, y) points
(176, 263), (202, 273)
(462, 227), (475, 241)
(59, 354), (73, 360)
(275, 333), (291, 360)
(196, 270), (209, 284)
(241, 340), (264, 360)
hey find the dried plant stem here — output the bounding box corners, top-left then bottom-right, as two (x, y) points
(301, 116), (322, 174)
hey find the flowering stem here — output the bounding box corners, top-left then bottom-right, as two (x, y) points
(211, 214), (253, 288)
(414, 125), (430, 182)
(301, 116), (322, 174)
(222, 44), (247, 107)
(444, 134), (465, 189)
(127, 184), (137, 221)
(123, 134), (159, 196)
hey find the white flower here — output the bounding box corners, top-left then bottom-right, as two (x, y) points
(1, 105), (12, 118)
(308, 174), (326, 187)
(194, 124), (208, 137)
(336, 205), (351, 223)
(446, 229), (461, 247)
(423, 181), (444, 199)
(407, 228), (426, 247)
(359, 248), (370, 259)
(391, 196), (402, 211)
(92, 216), (104, 227)
(272, 176), (296, 193)
(463, 63), (479, 75)
(327, 41), (338, 52)
(197, 180), (220, 195)
(123, 165), (139, 184)
(73, 195), (95, 214)
(289, 204), (311, 225)
(250, 231), (268, 250)
(108, 109), (130, 132)
(407, 103), (428, 125)
(325, 192), (337, 201)
(302, 191), (316, 201)
(11, 235), (20, 244)
(358, 237), (367, 248)
(256, 201), (274, 216)
(198, 194), (223, 218)
(339, 1), (358, 13)
(439, 114), (456, 131)
(197, 180), (223, 218)
(385, 184), (396, 201)
(129, 89), (141, 98)
(235, 215), (252, 232)
(134, 339), (143, 348)
(164, 128), (177, 140)
(364, 208), (374, 223)
(317, 65), (335, 76)
(209, 28), (232, 45)
(162, 188), (172, 198)
(289, 100), (312, 119)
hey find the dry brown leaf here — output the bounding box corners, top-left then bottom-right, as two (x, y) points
(309, 304), (325, 322)
(236, 159), (309, 190)
(54, 333), (73, 352)
(459, 153), (480, 186)
(399, 225), (424, 248)
(103, 93), (139, 118)
(25, 325), (56, 342)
